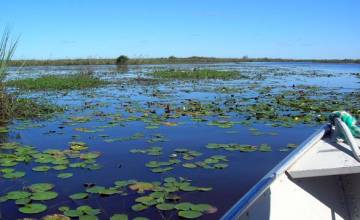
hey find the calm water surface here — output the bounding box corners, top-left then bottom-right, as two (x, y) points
(1, 62), (359, 219)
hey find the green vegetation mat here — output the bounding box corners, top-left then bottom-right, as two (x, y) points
(151, 69), (246, 80)
(6, 73), (106, 90)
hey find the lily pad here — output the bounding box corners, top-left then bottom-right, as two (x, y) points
(259, 144), (272, 152)
(197, 187), (213, 192)
(164, 177), (176, 183)
(191, 204), (213, 212)
(131, 203), (148, 212)
(53, 165), (68, 170)
(151, 166), (173, 173)
(79, 215), (98, 220)
(99, 188), (118, 196)
(180, 186), (198, 192)
(149, 191), (167, 199)
(114, 180), (132, 188)
(19, 203), (47, 214)
(70, 116), (91, 123)
(80, 152), (101, 160)
(70, 141), (88, 151)
(31, 191), (58, 200)
(3, 171), (25, 179)
(135, 196), (154, 204)
(239, 145), (257, 152)
(0, 168), (15, 173)
(110, 214), (128, 220)
(183, 163), (197, 168)
(178, 210), (203, 219)
(32, 165), (51, 172)
(287, 143), (298, 148)
(29, 183), (54, 192)
(43, 214), (70, 220)
(57, 173), (73, 179)
(175, 202), (193, 211)
(64, 209), (82, 218)
(69, 192), (89, 200)
(59, 206), (70, 212)
(156, 203), (175, 211)
(0, 161), (18, 167)
(86, 186), (105, 194)
(213, 163), (228, 169)
(76, 205), (101, 215)
(129, 182), (154, 193)
(15, 198), (31, 205)
(6, 191), (31, 200)
(145, 161), (160, 168)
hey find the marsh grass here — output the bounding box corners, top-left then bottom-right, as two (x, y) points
(6, 72), (107, 90)
(0, 29), (17, 121)
(1, 95), (64, 122)
(0, 29), (17, 82)
(151, 69), (247, 80)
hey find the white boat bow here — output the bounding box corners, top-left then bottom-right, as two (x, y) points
(222, 119), (360, 220)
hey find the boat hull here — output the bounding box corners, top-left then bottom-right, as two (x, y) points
(238, 172), (360, 220)
(222, 124), (360, 220)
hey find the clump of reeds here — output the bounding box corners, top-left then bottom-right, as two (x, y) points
(0, 29), (62, 122)
(0, 29), (17, 121)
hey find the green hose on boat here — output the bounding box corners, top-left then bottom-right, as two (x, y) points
(330, 111), (360, 138)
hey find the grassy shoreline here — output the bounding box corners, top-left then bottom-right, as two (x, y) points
(9, 57), (360, 67)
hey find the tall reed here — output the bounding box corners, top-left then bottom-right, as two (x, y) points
(0, 29), (17, 121)
(0, 28), (17, 83)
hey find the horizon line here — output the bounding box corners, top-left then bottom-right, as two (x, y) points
(11, 56), (360, 61)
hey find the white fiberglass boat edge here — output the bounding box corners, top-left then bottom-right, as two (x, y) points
(222, 119), (360, 220)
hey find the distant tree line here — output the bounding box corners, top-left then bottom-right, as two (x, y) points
(8, 56), (360, 67)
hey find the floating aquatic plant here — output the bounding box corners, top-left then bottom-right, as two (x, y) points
(42, 214), (70, 220)
(57, 172), (73, 179)
(18, 203), (47, 214)
(2, 170), (25, 178)
(30, 191), (58, 201)
(69, 141), (88, 151)
(0, 142), (103, 176)
(3, 61), (357, 220)
(3, 183), (58, 215)
(61, 205), (101, 218)
(110, 214), (128, 220)
(69, 192), (89, 200)
(206, 143), (258, 152)
(129, 182), (155, 193)
(130, 146), (163, 156)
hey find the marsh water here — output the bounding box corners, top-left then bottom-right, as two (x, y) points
(1, 62), (360, 219)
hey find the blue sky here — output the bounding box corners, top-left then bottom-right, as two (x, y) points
(1, 0), (359, 59)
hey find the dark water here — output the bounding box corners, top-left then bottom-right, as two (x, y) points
(1, 62), (359, 219)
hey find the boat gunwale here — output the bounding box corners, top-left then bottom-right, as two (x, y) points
(220, 124), (331, 220)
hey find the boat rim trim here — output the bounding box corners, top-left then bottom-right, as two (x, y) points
(220, 124), (330, 220)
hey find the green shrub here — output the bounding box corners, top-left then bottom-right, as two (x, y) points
(116, 55), (129, 65)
